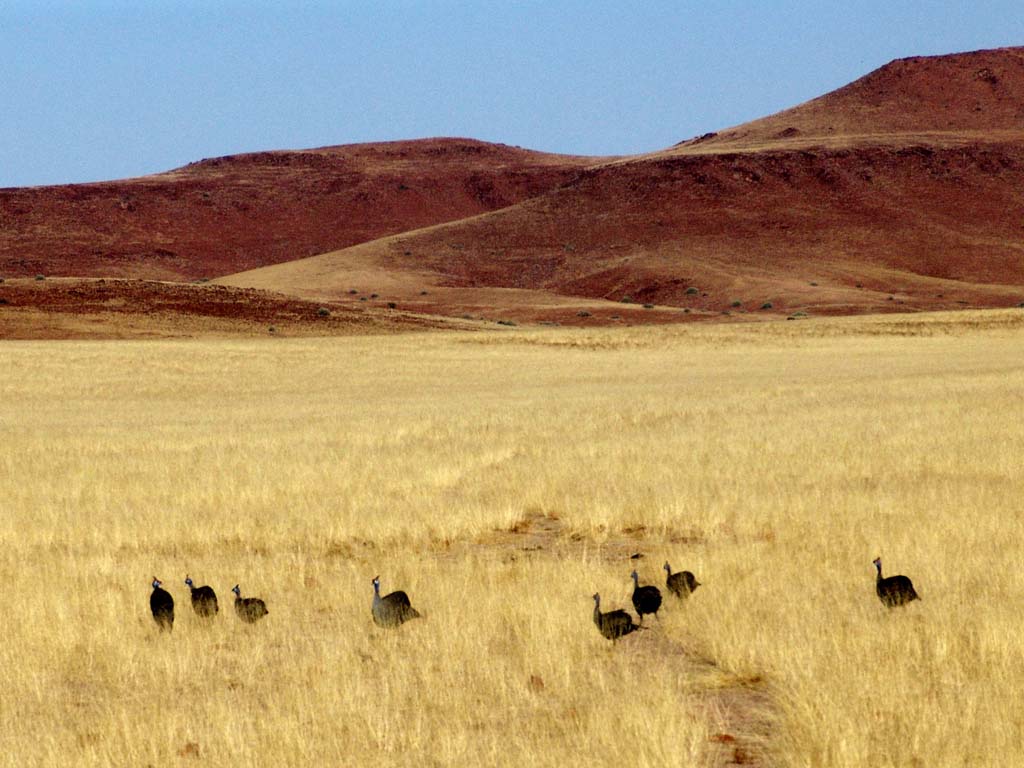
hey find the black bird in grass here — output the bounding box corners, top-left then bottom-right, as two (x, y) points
(371, 576), (421, 628)
(184, 576), (219, 618)
(664, 562), (701, 599)
(873, 557), (920, 607)
(592, 593), (640, 642)
(150, 577), (174, 632)
(232, 584), (268, 623)
(630, 570), (662, 624)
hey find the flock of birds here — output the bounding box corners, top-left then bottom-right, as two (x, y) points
(148, 577), (268, 631)
(149, 557), (919, 636)
(591, 558), (920, 641)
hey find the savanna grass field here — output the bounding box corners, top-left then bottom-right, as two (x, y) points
(2, 311), (1024, 767)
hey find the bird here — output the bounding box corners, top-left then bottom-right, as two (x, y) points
(873, 557), (919, 607)
(592, 593), (640, 641)
(150, 577), (174, 631)
(664, 562), (701, 599)
(184, 576), (219, 618)
(232, 584), (268, 623)
(630, 570), (662, 624)
(371, 575), (421, 628)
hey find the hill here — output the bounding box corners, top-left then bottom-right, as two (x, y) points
(0, 139), (602, 281)
(677, 45), (1024, 151)
(219, 48), (1024, 324)
(4, 47), (1024, 334)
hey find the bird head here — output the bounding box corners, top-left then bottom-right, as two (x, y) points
(232, 584), (241, 597)
(630, 570), (639, 582)
(152, 577), (162, 589)
(184, 576), (193, 588)
(663, 562), (671, 574)
(872, 557), (882, 571)
(592, 593), (600, 605)
(372, 576), (381, 593)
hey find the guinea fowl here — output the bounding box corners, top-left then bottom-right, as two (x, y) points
(150, 577), (174, 631)
(630, 570), (662, 624)
(592, 593), (639, 641)
(184, 576), (219, 618)
(371, 576), (421, 628)
(231, 584), (268, 623)
(873, 557), (919, 607)
(664, 562), (701, 599)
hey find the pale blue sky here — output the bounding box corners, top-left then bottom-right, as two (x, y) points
(2, 1), (1022, 187)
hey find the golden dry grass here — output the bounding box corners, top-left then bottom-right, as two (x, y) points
(1, 310), (1023, 766)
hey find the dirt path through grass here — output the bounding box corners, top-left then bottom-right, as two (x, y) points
(460, 512), (778, 767)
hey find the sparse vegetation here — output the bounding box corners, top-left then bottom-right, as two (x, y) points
(348, 289), (358, 295)
(387, 302), (397, 309)
(35, 274), (45, 281)
(731, 301), (742, 308)
(685, 287), (699, 295)
(761, 302), (773, 309)
(621, 295), (634, 304)
(496, 319), (517, 326)
(643, 303), (655, 309)
(576, 310), (591, 318)
(317, 307), (331, 317)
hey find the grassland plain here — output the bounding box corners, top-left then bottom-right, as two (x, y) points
(1, 310), (1023, 767)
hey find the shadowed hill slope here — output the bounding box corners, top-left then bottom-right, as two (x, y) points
(0, 139), (603, 280)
